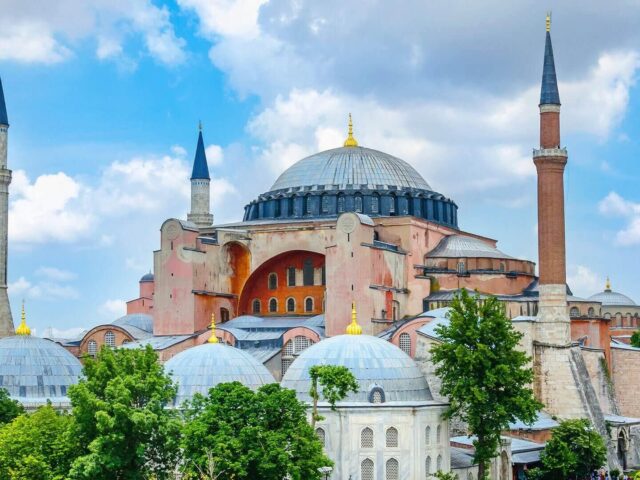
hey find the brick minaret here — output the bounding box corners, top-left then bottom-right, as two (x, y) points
(533, 15), (570, 345)
(0, 76), (14, 337)
(187, 123), (213, 227)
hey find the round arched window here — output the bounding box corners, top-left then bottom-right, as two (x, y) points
(87, 340), (97, 356)
(286, 297), (296, 312)
(105, 331), (116, 347)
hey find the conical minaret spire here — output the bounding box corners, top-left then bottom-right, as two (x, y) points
(187, 123), (213, 227)
(0, 75), (13, 338)
(540, 13), (560, 107)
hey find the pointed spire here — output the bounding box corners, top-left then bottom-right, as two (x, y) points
(343, 113), (358, 147)
(540, 13), (561, 106)
(15, 301), (30, 336)
(191, 123), (210, 180)
(0, 75), (8, 126)
(605, 277), (611, 292)
(208, 312), (219, 343)
(346, 301), (362, 335)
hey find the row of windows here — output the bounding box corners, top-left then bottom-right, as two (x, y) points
(332, 425), (442, 450)
(282, 335), (314, 374)
(253, 297), (315, 314)
(356, 456), (443, 480)
(267, 261), (323, 289)
(86, 332), (130, 356)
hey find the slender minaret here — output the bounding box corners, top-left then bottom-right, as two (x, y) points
(187, 123), (213, 227)
(0, 76), (13, 337)
(534, 14), (570, 345)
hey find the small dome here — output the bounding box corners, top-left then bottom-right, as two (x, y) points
(164, 343), (275, 406)
(428, 234), (515, 260)
(270, 146), (432, 192)
(112, 313), (154, 334)
(140, 273), (154, 283)
(0, 335), (82, 407)
(588, 290), (636, 306)
(281, 334), (432, 403)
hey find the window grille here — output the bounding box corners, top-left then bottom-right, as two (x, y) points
(88, 340), (97, 356)
(252, 299), (261, 313)
(283, 340), (294, 356)
(425, 426), (431, 445)
(425, 457), (431, 476)
(337, 195), (345, 213)
(372, 194), (380, 213)
(361, 459), (374, 480)
(399, 333), (411, 355)
(294, 335), (310, 353)
(436, 425), (442, 444)
(386, 458), (399, 480)
(386, 427), (398, 448)
(281, 358), (292, 375)
(268, 273), (277, 290)
(355, 195), (363, 213)
(105, 331), (116, 347)
(315, 427), (326, 447)
(361, 427), (374, 448)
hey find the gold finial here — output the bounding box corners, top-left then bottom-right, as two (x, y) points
(605, 277), (611, 291)
(343, 113), (359, 148)
(546, 12), (551, 32)
(198, 120), (202, 132)
(208, 312), (219, 343)
(346, 301), (362, 335)
(16, 300), (31, 336)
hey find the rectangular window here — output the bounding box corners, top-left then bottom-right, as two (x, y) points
(303, 259), (314, 286)
(287, 267), (296, 286)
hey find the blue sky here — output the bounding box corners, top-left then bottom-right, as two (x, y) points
(1, 0), (639, 336)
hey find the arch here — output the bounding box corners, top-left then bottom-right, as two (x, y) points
(354, 193), (363, 213)
(385, 458), (399, 480)
(588, 307), (595, 317)
(337, 193), (346, 213)
(305, 296), (314, 312)
(286, 297), (296, 312)
(122, 339), (130, 345)
(315, 427), (326, 447)
(389, 193), (397, 214)
(372, 193), (380, 214)
(386, 427), (399, 448)
(105, 331), (116, 347)
(220, 307), (230, 323)
(425, 456), (431, 476)
(223, 242), (251, 295)
(436, 424), (442, 444)
(361, 427), (374, 448)
(369, 385), (385, 403)
(570, 306), (580, 317)
(88, 340), (98, 356)
(304, 193), (312, 215)
(268, 272), (278, 290)
(269, 297), (278, 313)
(321, 193), (330, 214)
(436, 454), (442, 471)
(399, 332), (411, 356)
(252, 299), (261, 314)
(425, 426), (431, 445)
(361, 458), (374, 480)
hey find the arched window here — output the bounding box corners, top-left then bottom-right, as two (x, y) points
(436, 424), (442, 444)
(305, 194), (312, 215)
(294, 335), (310, 352)
(315, 427), (326, 447)
(321, 194), (329, 214)
(355, 194), (363, 213)
(361, 427), (374, 448)
(87, 340), (97, 356)
(287, 266), (296, 286)
(457, 261), (466, 274)
(425, 426), (431, 445)
(604, 312), (611, 320)
(570, 307), (580, 317)
(616, 312), (623, 326)
(286, 297), (296, 312)
(425, 456), (432, 476)
(268, 272), (277, 290)
(389, 194), (396, 214)
(399, 333), (411, 356)
(436, 454), (442, 471)
(274, 198), (281, 217)
(105, 331), (116, 347)
(122, 339), (130, 345)
(337, 194), (345, 213)
(361, 459), (374, 480)
(269, 298), (278, 313)
(220, 308), (230, 323)
(252, 299), (261, 314)
(588, 307), (595, 317)
(372, 193), (380, 214)
(386, 427), (399, 447)
(371, 390), (383, 403)
(386, 458), (399, 480)
(303, 258), (314, 285)
(305, 297), (314, 312)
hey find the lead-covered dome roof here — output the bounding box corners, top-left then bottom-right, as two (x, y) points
(164, 343), (275, 406)
(270, 146), (432, 192)
(281, 334), (432, 404)
(588, 290), (636, 306)
(0, 335), (82, 407)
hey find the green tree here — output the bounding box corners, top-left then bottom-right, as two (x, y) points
(0, 405), (77, 480)
(630, 330), (640, 348)
(430, 290), (542, 479)
(181, 382), (331, 480)
(308, 364), (358, 427)
(68, 345), (181, 480)
(537, 419), (606, 479)
(0, 387), (24, 425)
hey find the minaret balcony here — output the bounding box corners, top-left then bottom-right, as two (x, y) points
(532, 147), (568, 159)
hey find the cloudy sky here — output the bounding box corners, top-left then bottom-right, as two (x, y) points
(1, 0), (640, 335)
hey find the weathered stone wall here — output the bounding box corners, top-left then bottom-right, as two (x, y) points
(611, 346), (640, 418)
(581, 348), (618, 415)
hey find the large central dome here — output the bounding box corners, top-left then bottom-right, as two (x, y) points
(270, 146), (432, 192)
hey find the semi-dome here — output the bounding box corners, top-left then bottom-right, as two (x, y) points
(112, 313), (154, 333)
(243, 122), (458, 227)
(428, 234), (515, 259)
(0, 335), (82, 408)
(281, 334), (432, 404)
(164, 342), (275, 406)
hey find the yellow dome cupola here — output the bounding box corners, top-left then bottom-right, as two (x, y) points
(346, 301), (362, 335)
(208, 312), (219, 344)
(16, 301), (31, 336)
(343, 113), (358, 147)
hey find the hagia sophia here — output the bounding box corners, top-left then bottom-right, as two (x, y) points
(0, 15), (639, 479)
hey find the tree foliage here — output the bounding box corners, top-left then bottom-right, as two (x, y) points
(0, 405), (77, 480)
(0, 387), (24, 425)
(630, 330), (640, 348)
(536, 419), (606, 479)
(430, 290), (542, 479)
(181, 382), (331, 480)
(67, 345), (181, 480)
(308, 364), (358, 427)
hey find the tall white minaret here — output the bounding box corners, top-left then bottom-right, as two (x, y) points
(0, 76), (14, 337)
(187, 123), (213, 227)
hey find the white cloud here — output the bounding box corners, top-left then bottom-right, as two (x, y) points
(40, 326), (86, 339)
(0, 0), (186, 66)
(598, 191), (640, 246)
(567, 265), (603, 298)
(101, 298), (126, 318)
(8, 276), (79, 300)
(177, 0), (267, 39)
(36, 267), (77, 281)
(205, 145), (224, 166)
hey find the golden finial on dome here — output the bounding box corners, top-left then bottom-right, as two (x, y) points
(198, 120), (202, 132)
(208, 312), (219, 344)
(546, 12), (551, 32)
(346, 301), (362, 335)
(16, 300), (31, 336)
(605, 276), (611, 292)
(343, 113), (359, 148)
